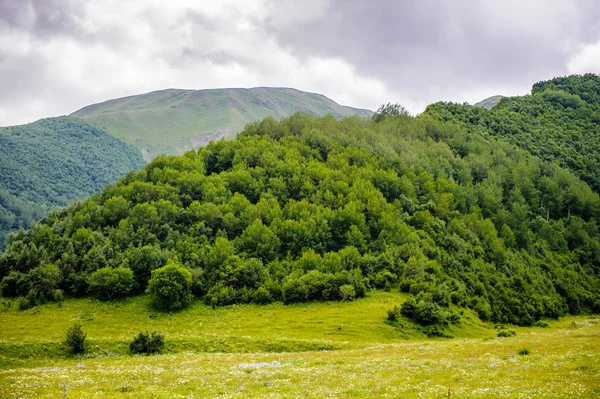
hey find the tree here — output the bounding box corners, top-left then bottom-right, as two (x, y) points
(146, 259), (193, 311)
(372, 103), (409, 122)
(88, 266), (134, 300)
(65, 323), (86, 354)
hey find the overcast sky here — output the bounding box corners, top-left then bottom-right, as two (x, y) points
(1, 0), (600, 126)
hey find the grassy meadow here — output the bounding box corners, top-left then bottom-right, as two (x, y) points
(0, 291), (599, 398)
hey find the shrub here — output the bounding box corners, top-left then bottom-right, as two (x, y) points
(17, 296), (32, 311)
(146, 259), (193, 311)
(497, 330), (516, 337)
(52, 289), (64, 302)
(129, 331), (165, 354)
(400, 298), (446, 326)
(65, 323), (86, 354)
(253, 286), (272, 304)
(339, 284), (356, 301)
(282, 277), (308, 304)
(88, 266), (134, 300)
(387, 305), (401, 321)
(518, 347), (530, 356)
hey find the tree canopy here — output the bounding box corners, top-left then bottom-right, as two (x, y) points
(425, 73), (600, 193)
(0, 116), (144, 251)
(1, 111), (599, 325)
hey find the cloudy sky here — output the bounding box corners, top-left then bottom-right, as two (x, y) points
(1, 0), (600, 126)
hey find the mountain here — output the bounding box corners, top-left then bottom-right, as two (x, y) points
(2, 112), (599, 327)
(474, 95), (503, 109)
(425, 74), (600, 192)
(0, 88), (371, 249)
(0, 117), (144, 250)
(72, 87), (374, 160)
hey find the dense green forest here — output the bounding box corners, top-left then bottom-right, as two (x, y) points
(1, 111), (599, 326)
(0, 117), (145, 250)
(425, 74), (600, 192)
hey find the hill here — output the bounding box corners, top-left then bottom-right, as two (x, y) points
(2, 112), (599, 328)
(425, 74), (600, 192)
(72, 87), (374, 159)
(474, 95), (503, 109)
(0, 117), (145, 250)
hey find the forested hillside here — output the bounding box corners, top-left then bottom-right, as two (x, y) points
(425, 74), (600, 192)
(2, 112), (599, 326)
(0, 117), (145, 250)
(72, 87), (373, 158)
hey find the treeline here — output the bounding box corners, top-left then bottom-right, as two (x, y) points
(0, 117), (145, 250)
(425, 73), (600, 192)
(1, 112), (599, 325)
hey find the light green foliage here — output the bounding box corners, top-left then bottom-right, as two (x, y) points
(426, 73), (600, 193)
(88, 267), (134, 300)
(146, 260), (193, 311)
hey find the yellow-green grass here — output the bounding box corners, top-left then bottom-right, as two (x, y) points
(0, 292), (599, 398)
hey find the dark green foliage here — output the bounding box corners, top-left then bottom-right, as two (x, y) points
(400, 298), (447, 326)
(1, 112), (599, 325)
(372, 103), (409, 122)
(146, 260), (193, 311)
(129, 331), (165, 354)
(497, 329), (516, 337)
(518, 347), (530, 355)
(65, 323), (86, 354)
(0, 116), (144, 250)
(88, 267), (134, 300)
(387, 305), (401, 321)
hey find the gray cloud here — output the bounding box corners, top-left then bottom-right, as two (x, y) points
(0, 0), (86, 38)
(265, 0), (600, 104)
(0, 1), (599, 126)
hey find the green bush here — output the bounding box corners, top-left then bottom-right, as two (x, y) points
(65, 323), (86, 354)
(339, 284), (356, 301)
(253, 286), (272, 304)
(400, 298), (447, 326)
(129, 331), (165, 354)
(518, 347), (530, 356)
(146, 260), (193, 311)
(17, 296), (32, 311)
(387, 305), (401, 321)
(497, 330), (516, 337)
(88, 266), (134, 300)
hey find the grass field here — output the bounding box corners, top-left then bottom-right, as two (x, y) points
(0, 291), (599, 398)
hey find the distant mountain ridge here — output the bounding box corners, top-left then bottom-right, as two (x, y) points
(474, 95), (503, 109)
(72, 87), (374, 159)
(0, 117), (144, 250)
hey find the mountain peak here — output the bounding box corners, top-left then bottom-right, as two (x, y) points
(72, 87), (373, 158)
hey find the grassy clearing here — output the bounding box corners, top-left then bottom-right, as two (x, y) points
(0, 292), (599, 398)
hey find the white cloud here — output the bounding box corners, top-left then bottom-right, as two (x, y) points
(0, 0), (402, 126)
(1, 0), (598, 126)
(568, 42), (600, 74)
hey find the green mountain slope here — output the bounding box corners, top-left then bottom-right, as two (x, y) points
(425, 74), (600, 192)
(72, 87), (373, 158)
(0, 117), (145, 250)
(2, 113), (599, 327)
